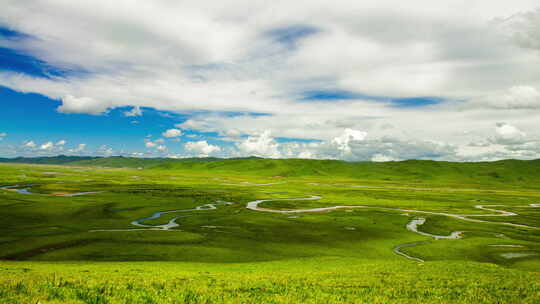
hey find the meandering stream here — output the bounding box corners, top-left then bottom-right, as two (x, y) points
(245, 195), (539, 261)
(3, 184), (538, 261)
(90, 202), (233, 232)
(1, 185), (105, 196)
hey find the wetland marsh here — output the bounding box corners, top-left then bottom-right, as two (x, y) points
(0, 159), (539, 303)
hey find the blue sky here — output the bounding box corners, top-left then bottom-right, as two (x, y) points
(0, 85), (318, 158)
(0, 85), (243, 157)
(1, 1), (539, 161)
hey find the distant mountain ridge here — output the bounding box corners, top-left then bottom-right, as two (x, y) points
(0, 155), (99, 164)
(0, 155), (261, 167)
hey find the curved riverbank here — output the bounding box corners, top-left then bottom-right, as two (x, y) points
(91, 201), (233, 232)
(4, 184), (538, 262)
(1, 185), (105, 196)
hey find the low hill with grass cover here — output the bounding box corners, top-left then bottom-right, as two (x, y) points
(150, 158), (540, 185)
(0, 155), (98, 164)
(2, 155), (540, 185)
(68, 156), (223, 168)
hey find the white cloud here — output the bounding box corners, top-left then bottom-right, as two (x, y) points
(298, 151), (315, 159)
(332, 128), (368, 154)
(162, 129), (182, 138)
(24, 141), (36, 148)
(0, 133), (6, 140)
(2, 2), (539, 115)
(145, 137), (167, 150)
(56, 140), (66, 146)
(185, 140), (220, 156)
(371, 154), (396, 162)
(275, 130), (460, 161)
(68, 143), (86, 153)
(124, 106), (143, 117)
(236, 130), (280, 158)
(501, 8), (540, 52)
(476, 86), (540, 109)
(491, 122), (527, 145)
(1, 1), (540, 161)
(39, 141), (54, 150)
(57, 95), (111, 115)
(96, 145), (114, 156)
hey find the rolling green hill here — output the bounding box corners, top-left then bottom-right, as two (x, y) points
(150, 158), (540, 185)
(0, 155), (224, 168)
(2, 155), (539, 185)
(68, 156), (262, 168)
(0, 155), (98, 164)
(68, 156), (221, 168)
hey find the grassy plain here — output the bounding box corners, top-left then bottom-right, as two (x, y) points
(0, 159), (539, 303)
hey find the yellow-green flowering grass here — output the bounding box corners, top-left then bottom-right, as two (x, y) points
(1, 258), (539, 304)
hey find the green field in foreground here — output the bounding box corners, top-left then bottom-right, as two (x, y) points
(0, 159), (539, 303)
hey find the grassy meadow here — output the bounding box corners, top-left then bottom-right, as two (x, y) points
(0, 158), (539, 303)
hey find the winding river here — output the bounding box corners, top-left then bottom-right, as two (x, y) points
(245, 195), (539, 261)
(245, 195), (540, 230)
(1, 185), (105, 196)
(3, 184), (538, 261)
(90, 201), (233, 232)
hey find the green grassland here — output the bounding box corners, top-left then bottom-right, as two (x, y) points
(0, 158), (539, 303)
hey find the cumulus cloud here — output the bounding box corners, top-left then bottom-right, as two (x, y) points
(453, 122), (540, 161)
(96, 145), (114, 156)
(39, 141), (54, 150)
(56, 140), (66, 146)
(490, 122), (527, 145)
(185, 140), (220, 156)
(23, 141), (36, 148)
(145, 138), (168, 152)
(501, 8), (540, 51)
(57, 95), (111, 115)
(162, 129), (182, 138)
(1, 1), (540, 161)
(258, 128), (461, 161)
(2, 2), (539, 114)
(371, 154), (396, 162)
(332, 128), (368, 154)
(68, 143), (86, 153)
(124, 106), (143, 117)
(236, 130), (280, 158)
(0, 133), (6, 140)
(298, 151), (315, 159)
(304, 135), (456, 161)
(477, 86), (540, 109)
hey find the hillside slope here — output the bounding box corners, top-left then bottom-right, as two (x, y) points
(0, 155), (98, 164)
(2, 155), (539, 185)
(151, 158), (540, 185)
(69, 156), (220, 168)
